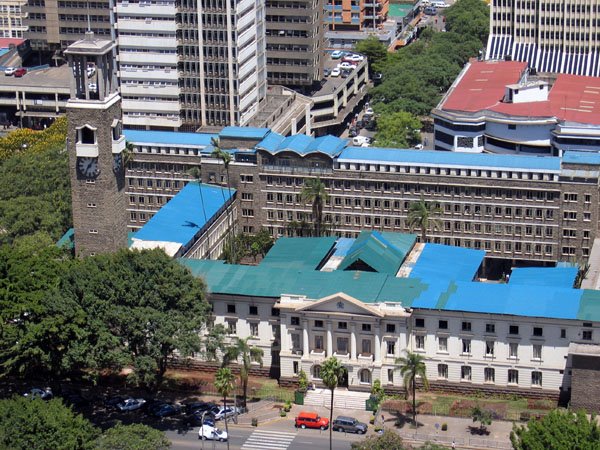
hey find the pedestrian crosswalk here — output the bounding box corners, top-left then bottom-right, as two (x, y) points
(241, 430), (296, 450)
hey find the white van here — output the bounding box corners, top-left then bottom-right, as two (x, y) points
(352, 136), (371, 146)
(431, 0), (448, 7)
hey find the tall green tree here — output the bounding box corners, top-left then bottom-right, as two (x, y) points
(223, 336), (264, 408)
(373, 111), (422, 148)
(202, 323), (227, 363)
(186, 166), (208, 225)
(211, 137), (237, 263)
(321, 357), (346, 450)
(407, 199), (442, 243)
(94, 423), (170, 450)
(301, 178), (328, 237)
(354, 36), (388, 73)
(511, 409), (600, 450)
(395, 350), (429, 427)
(0, 396), (99, 450)
(214, 367), (236, 450)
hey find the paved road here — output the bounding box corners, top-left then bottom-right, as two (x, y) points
(166, 419), (366, 450)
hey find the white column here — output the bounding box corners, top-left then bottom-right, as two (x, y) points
(396, 332), (402, 358)
(374, 325), (381, 362)
(280, 321), (288, 352)
(302, 320), (309, 356)
(350, 323), (357, 360)
(326, 321), (333, 357)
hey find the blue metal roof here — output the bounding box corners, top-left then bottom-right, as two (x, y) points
(409, 244), (484, 282)
(219, 126), (271, 140)
(123, 130), (217, 147)
(562, 151), (600, 166)
(256, 132), (346, 157)
(509, 267), (578, 288)
(338, 147), (562, 171)
(135, 182), (234, 246)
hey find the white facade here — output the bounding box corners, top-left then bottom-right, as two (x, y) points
(115, 0), (182, 130)
(0, 0), (27, 38)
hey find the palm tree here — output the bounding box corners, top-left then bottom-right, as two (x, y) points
(395, 350), (429, 427)
(187, 166), (208, 225)
(407, 199), (442, 243)
(211, 137), (236, 262)
(321, 357), (346, 450)
(214, 367), (235, 450)
(301, 178), (328, 237)
(223, 337), (264, 408)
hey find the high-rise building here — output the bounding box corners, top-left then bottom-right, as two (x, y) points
(0, 0), (28, 38)
(325, 0), (389, 31)
(265, 0), (325, 89)
(24, 0), (112, 52)
(487, 0), (600, 76)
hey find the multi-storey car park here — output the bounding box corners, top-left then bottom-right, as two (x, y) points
(123, 126), (600, 270)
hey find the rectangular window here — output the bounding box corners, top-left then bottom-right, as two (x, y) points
(508, 369), (519, 385)
(416, 335), (425, 350)
(485, 341), (495, 356)
(291, 317), (300, 326)
(227, 304), (236, 314)
(415, 318), (425, 328)
(293, 361), (299, 375)
(462, 339), (471, 354)
(387, 341), (396, 355)
(387, 369), (394, 384)
(438, 364), (448, 379)
(362, 323), (371, 332)
(509, 325), (519, 335)
(314, 320), (323, 328)
(291, 333), (301, 350)
(338, 321), (347, 330)
(583, 330), (593, 341)
(438, 320), (448, 329)
(227, 320), (237, 334)
(386, 324), (396, 333)
(462, 321), (472, 332)
(509, 342), (519, 358)
(249, 305), (258, 315)
(532, 344), (542, 360)
(484, 367), (495, 383)
(337, 337), (349, 354)
(361, 339), (372, 355)
(486, 323), (495, 334)
(461, 366), (472, 381)
(531, 371), (542, 387)
(533, 327), (543, 337)
(438, 336), (447, 352)
(249, 322), (258, 337)
(314, 335), (324, 350)
(271, 308), (280, 317)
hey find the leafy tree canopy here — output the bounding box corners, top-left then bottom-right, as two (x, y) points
(351, 429), (409, 449)
(354, 36), (388, 73)
(0, 396), (98, 450)
(94, 423), (171, 450)
(510, 409), (600, 450)
(373, 111), (421, 148)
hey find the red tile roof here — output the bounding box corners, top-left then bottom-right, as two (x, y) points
(0, 38), (25, 49)
(439, 60), (600, 125)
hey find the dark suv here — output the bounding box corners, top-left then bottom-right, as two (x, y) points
(332, 416), (368, 434)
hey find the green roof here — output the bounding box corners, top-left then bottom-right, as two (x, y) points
(577, 290), (600, 321)
(337, 231), (416, 275)
(260, 237), (337, 270)
(179, 258), (430, 305)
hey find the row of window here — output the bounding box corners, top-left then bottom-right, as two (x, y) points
(439, 365), (543, 387)
(416, 336), (544, 360)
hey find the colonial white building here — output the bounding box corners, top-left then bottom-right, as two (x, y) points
(181, 232), (600, 401)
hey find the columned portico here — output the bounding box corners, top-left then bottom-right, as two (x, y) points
(350, 323), (357, 360)
(374, 325), (381, 362)
(326, 321), (333, 357)
(302, 321), (309, 356)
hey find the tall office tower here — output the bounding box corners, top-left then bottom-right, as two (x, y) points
(487, 0), (600, 76)
(114, 0), (182, 130)
(325, 0), (389, 31)
(24, 0), (112, 53)
(265, 0), (325, 89)
(0, 0), (28, 38)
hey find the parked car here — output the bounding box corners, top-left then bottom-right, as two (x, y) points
(373, 72), (383, 85)
(343, 54), (364, 63)
(332, 416), (368, 434)
(14, 68), (27, 77)
(117, 397), (147, 411)
(104, 395), (127, 409)
(349, 127), (358, 137)
(330, 68), (341, 77)
(149, 402), (181, 418)
(414, 143), (424, 150)
(23, 387), (53, 400)
(424, 6), (437, 15)
(352, 136), (371, 146)
(365, 107), (374, 116)
(198, 424), (228, 441)
(185, 401), (214, 415)
(185, 412), (216, 427)
(213, 406), (241, 420)
(295, 411), (329, 430)
(338, 62), (355, 71)
(331, 50), (344, 59)
(4, 67), (16, 76)
(341, 69), (351, 79)
(323, 68), (331, 77)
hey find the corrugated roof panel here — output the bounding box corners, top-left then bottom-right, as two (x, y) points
(562, 151), (600, 166)
(219, 126), (271, 139)
(261, 237), (337, 270)
(338, 231), (413, 275)
(509, 267), (578, 288)
(124, 130), (217, 147)
(409, 244), (484, 282)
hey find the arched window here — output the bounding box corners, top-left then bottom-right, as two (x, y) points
(78, 125), (96, 144)
(359, 369), (371, 384)
(312, 364), (322, 379)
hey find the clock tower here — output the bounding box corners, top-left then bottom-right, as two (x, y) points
(65, 32), (128, 257)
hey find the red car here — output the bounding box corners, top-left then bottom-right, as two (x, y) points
(295, 411), (329, 430)
(14, 68), (27, 77)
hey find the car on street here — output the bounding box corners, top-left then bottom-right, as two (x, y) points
(331, 50), (344, 59)
(14, 68), (27, 77)
(295, 411), (329, 430)
(323, 68), (331, 77)
(332, 416), (368, 434)
(4, 67), (16, 76)
(23, 387), (53, 400)
(365, 107), (374, 116)
(149, 402), (182, 418)
(117, 397), (147, 411)
(198, 424), (228, 441)
(213, 406), (241, 420)
(424, 6), (437, 15)
(330, 68), (341, 77)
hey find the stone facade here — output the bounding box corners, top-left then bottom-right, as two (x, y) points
(568, 344), (600, 413)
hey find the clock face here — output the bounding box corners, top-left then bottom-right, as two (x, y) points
(113, 153), (122, 172)
(77, 157), (99, 178)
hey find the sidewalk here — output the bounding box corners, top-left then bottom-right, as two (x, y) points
(381, 412), (513, 449)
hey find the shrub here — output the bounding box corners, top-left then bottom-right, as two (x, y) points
(369, 415), (375, 424)
(284, 400), (292, 412)
(280, 411), (287, 417)
(441, 423), (448, 431)
(298, 370), (308, 391)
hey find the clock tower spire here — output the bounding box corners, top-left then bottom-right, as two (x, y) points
(65, 32), (128, 257)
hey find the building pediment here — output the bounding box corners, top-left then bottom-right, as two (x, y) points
(295, 292), (384, 317)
